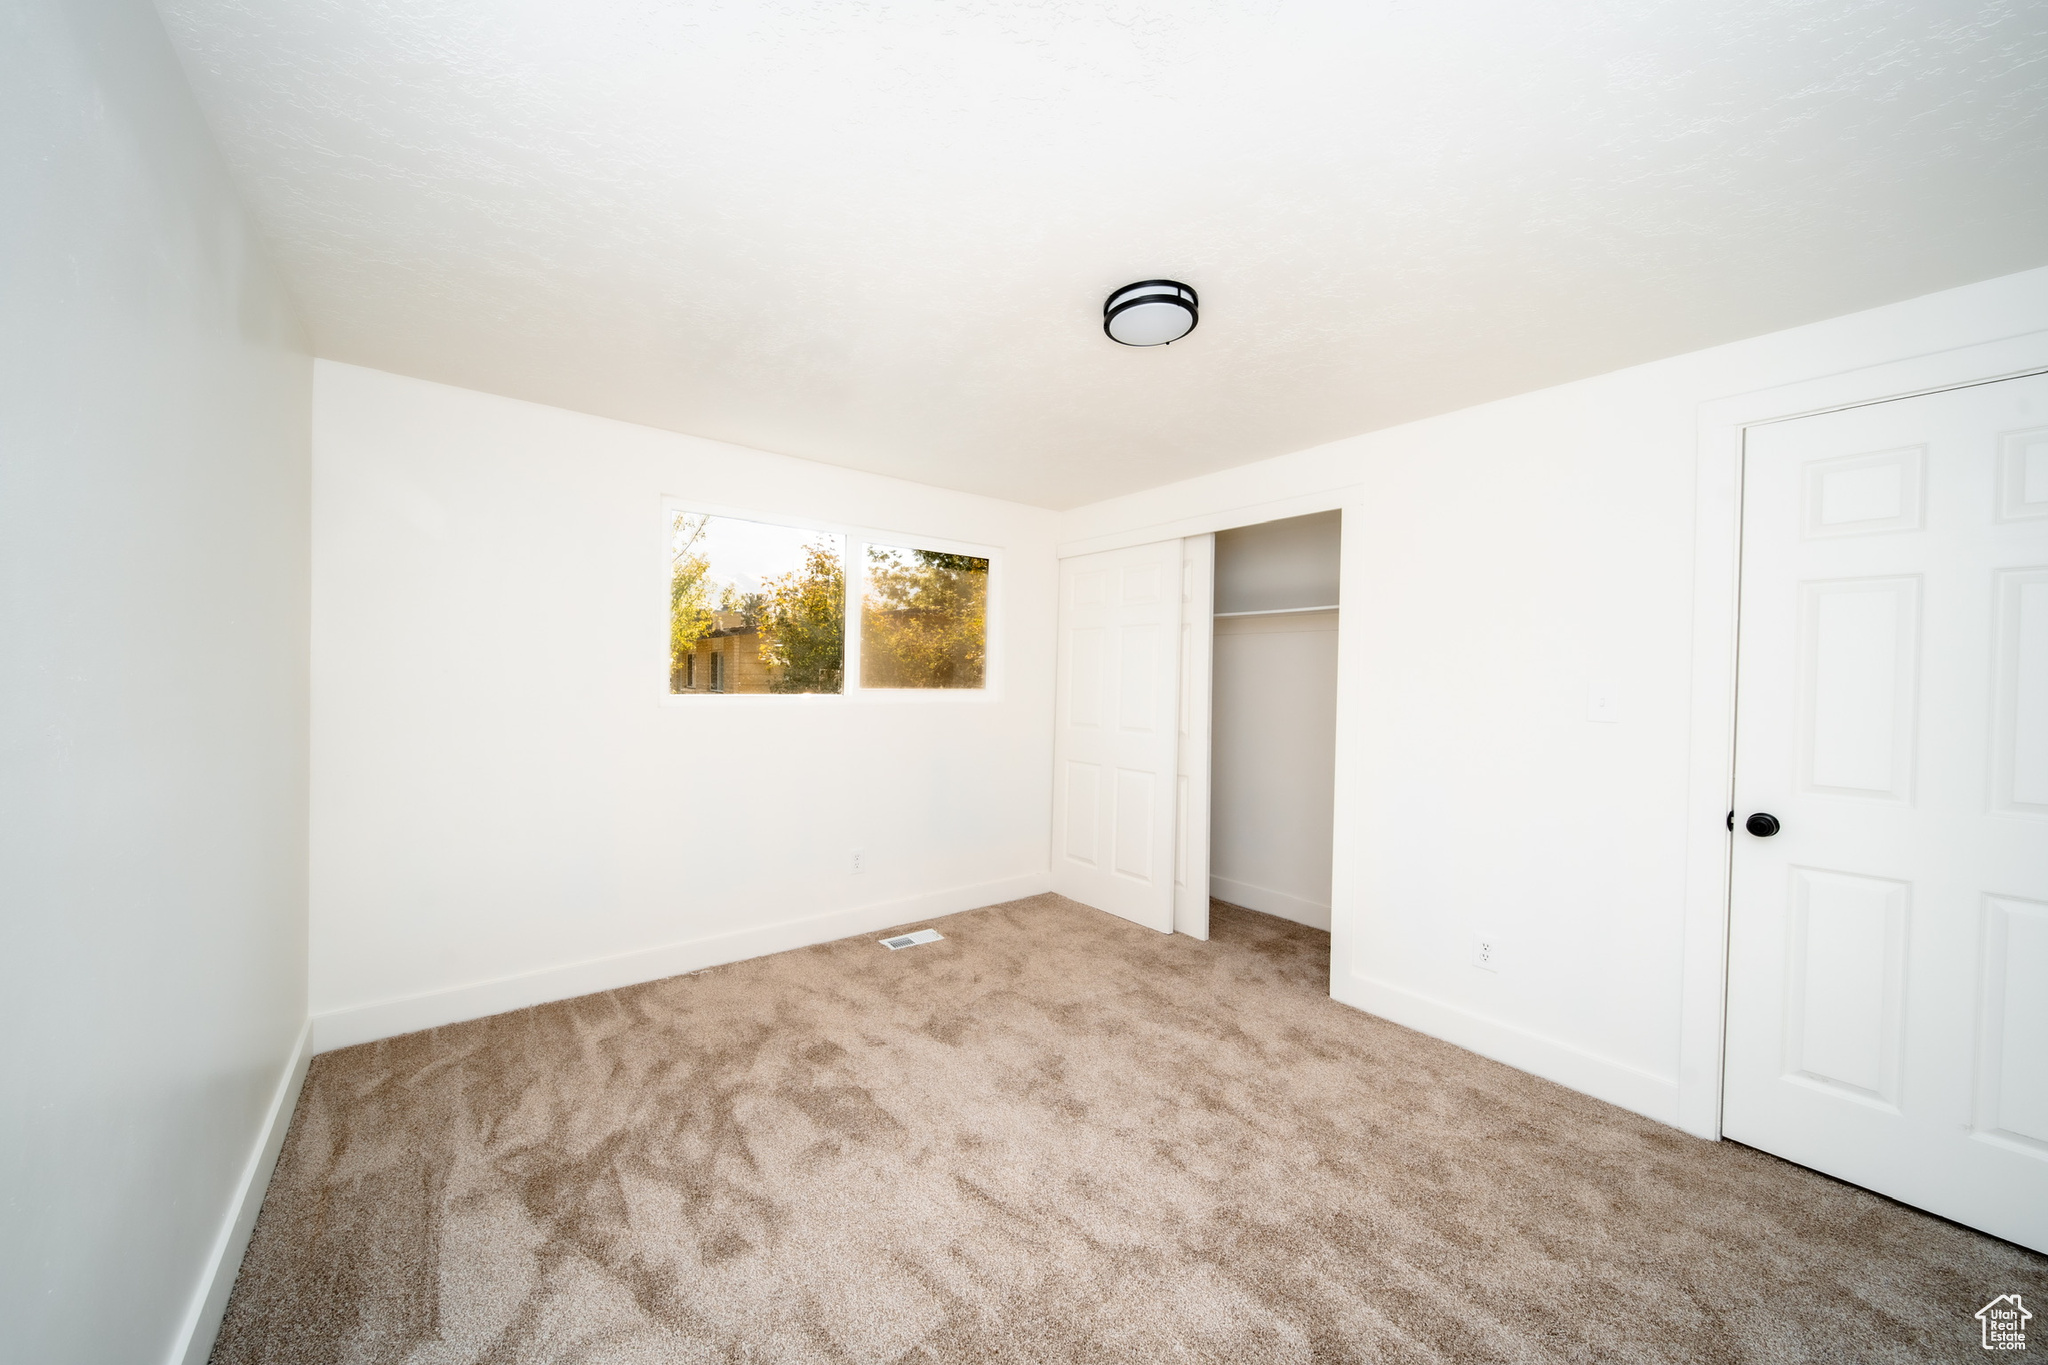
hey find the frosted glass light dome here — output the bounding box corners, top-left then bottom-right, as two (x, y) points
(1103, 280), (1198, 346)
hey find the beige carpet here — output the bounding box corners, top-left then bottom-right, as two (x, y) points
(213, 896), (2043, 1364)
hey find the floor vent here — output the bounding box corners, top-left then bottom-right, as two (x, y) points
(880, 929), (944, 950)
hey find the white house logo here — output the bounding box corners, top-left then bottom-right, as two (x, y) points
(1978, 1295), (2031, 1352)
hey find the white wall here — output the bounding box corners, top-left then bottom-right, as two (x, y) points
(1213, 510), (1343, 614)
(0, 1), (312, 1361)
(1061, 265), (2048, 1130)
(1210, 611), (1339, 930)
(1209, 512), (1343, 929)
(310, 363), (1060, 1046)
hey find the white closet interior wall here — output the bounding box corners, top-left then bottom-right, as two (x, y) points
(1210, 511), (1341, 930)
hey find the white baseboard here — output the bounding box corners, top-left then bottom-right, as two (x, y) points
(1336, 969), (1680, 1126)
(1210, 875), (1331, 931)
(310, 872), (1053, 1053)
(170, 1017), (312, 1365)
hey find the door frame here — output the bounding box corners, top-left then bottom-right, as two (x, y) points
(1677, 328), (2048, 1139)
(1059, 498), (1353, 944)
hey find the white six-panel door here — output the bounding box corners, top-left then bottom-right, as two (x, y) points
(1052, 540), (1185, 932)
(1725, 372), (2048, 1252)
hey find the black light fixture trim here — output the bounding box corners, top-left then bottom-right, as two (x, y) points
(1103, 279), (1199, 346)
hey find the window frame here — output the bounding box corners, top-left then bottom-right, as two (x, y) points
(659, 496), (1003, 706)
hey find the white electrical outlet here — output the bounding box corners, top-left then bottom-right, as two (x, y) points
(1587, 681), (1620, 723)
(1472, 935), (1500, 972)
(851, 849), (865, 874)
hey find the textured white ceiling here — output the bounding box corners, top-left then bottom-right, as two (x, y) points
(155, 0), (2048, 508)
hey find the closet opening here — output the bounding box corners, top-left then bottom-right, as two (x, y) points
(1207, 510), (1341, 934)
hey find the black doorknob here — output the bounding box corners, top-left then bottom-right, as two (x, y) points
(1745, 812), (1780, 837)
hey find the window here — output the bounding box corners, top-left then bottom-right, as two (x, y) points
(861, 545), (989, 689)
(666, 504), (993, 700)
(670, 510), (845, 695)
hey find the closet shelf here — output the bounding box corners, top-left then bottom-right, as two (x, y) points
(1213, 604), (1339, 619)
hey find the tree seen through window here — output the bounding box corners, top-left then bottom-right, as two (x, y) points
(668, 511), (987, 695)
(669, 511), (844, 695)
(861, 546), (988, 689)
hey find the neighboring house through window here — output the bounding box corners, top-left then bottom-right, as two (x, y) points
(670, 510), (843, 695)
(667, 505), (992, 699)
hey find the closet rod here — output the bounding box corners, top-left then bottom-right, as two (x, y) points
(1212, 604), (1340, 619)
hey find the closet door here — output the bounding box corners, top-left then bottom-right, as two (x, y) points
(1052, 540), (1184, 933)
(1175, 535), (1215, 939)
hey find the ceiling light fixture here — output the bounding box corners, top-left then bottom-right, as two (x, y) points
(1103, 280), (1198, 347)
